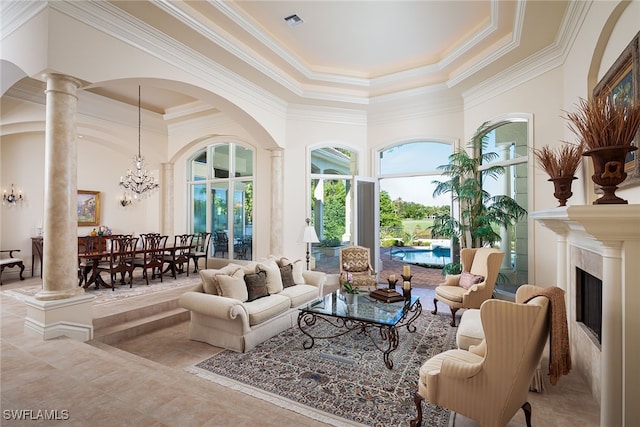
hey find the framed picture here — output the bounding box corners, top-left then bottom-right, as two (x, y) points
(593, 31), (640, 189)
(77, 190), (100, 226)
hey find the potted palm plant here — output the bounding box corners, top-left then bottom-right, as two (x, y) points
(430, 123), (528, 251)
(533, 143), (583, 206)
(566, 95), (640, 204)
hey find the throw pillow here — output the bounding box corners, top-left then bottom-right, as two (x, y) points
(459, 272), (484, 290)
(279, 257), (305, 284)
(279, 264), (296, 288)
(216, 274), (248, 302)
(257, 259), (284, 294)
(244, 269), (269, 301)
(199, 265), (243, 295)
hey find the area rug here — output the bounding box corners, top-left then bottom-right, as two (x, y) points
(1, 273), (201, 305)
(186, 310), (456, 427)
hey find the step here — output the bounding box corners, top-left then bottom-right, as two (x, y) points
(93, 307), (190, 345)
(89, 277), (196, 345)
(93, 297), (182, 331)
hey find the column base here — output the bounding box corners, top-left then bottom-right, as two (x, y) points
(24, 294), (95, 342)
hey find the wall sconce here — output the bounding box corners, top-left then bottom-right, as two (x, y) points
(119, 193), (132, 207)
(2, 184), (24, 207)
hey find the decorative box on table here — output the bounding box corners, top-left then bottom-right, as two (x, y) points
(369, 288), (405, 303)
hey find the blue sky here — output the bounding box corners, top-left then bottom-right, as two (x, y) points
(379, 142), (452, 206)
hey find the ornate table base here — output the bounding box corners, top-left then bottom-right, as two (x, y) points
(297, 299), (422, 369)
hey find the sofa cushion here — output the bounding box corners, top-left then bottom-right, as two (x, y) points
(245, 269), (270, 302)
(257, 259), (284, 294)
(280, 264), (296, 288)
(216, 274), (248, 302)
(456, 309), (484, 350)
(278, 284), (319, 307)
(200, 265), (243, 295)
(243, 294), (291, 325)
(435, 285), (465, 303)
(459, 272), (484, 290)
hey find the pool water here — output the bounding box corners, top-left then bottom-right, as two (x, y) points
(390, 247), (451, 266)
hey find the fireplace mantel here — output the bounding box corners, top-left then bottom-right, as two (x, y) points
(530, 205), (640, 427)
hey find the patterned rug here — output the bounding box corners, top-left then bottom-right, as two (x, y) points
(1, 273), (201, 305)
(187, 310), (456, 427)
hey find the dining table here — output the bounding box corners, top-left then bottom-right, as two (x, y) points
(78, 241), (194, 290)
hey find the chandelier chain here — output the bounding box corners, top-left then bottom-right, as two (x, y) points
(119, 85), (159, 199)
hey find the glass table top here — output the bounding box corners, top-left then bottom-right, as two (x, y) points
(299, 289), (419, 326)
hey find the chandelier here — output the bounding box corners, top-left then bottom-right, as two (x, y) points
(119, 85), (159, 200)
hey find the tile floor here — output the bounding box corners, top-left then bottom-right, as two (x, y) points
(1, 274), (600, 426)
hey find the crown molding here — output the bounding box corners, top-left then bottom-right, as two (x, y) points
(48, 1), (288, 115)
(0, 0), (47, 40)
(287, 104), (367, 125)
(447, 0), (524, 88)
(462, 1), (591, 108)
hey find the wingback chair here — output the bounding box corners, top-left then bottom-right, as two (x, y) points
(411, 285), (551, 427)
(432, 247), (504, 326)
(339, 245), (377, 290)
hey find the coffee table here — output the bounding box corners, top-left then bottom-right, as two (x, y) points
(297, 289), (422, 369)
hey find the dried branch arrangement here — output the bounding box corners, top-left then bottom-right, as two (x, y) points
(533, 143), (583, 178)
(566, 95), (640, 150)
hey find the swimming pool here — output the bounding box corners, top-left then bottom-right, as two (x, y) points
(390, 247), (451, 266)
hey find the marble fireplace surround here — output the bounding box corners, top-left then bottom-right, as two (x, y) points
(530, 205), (640, 427)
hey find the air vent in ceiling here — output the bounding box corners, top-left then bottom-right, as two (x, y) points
(284, 14), (304, 27)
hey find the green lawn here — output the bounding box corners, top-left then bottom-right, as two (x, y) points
(402, 219), (434, 234)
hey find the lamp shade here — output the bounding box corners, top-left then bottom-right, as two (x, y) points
(302, 224), (319, 243)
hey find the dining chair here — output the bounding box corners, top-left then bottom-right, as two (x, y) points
(96, 236), (138, 289)
(213, 231), (228, 257)
(135, 234), (168, 285)
(165, 234), (194, 278)
(77, 236), (98, 286)
(188, 232), (211, 273)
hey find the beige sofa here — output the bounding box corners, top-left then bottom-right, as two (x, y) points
(179, 256), (326, 352)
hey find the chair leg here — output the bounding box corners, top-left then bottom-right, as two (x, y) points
(449, 306), (459, 327)
(431, 298), (438, 315)
(410, 390), (424, 427)
(521, 402), (532, 427)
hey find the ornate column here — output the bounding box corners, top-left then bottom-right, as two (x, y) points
(25, 73), (94, 342)
(161, 162), (174, 237)
(270, 149), (284, 255)
(36, 73), (84, 301)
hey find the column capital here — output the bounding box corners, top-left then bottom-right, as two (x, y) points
(42, 73), (82, 95)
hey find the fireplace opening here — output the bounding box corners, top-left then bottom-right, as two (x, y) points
(576, 267), (602, 344)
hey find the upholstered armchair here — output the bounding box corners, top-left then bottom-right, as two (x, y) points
(411, 285), (551, 427)
(432, 247), (504, 326)
(339, 245), (377, 290)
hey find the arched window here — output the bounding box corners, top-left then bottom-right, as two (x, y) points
(478, 120), (529, 293)
(188, 142), (253, 260)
